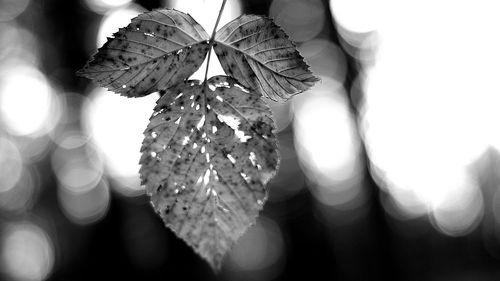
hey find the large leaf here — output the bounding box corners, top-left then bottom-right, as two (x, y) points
(213, 15), (319, 101)
(139, 76), (279, 270)
(77, 9), (210, 97)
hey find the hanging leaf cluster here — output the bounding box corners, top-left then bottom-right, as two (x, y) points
(78, 7), (318, 270)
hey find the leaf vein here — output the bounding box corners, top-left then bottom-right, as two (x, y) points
(114, 37), (172, 54)
(252, 45), (294, 56)
(122, 29), (186, 47)
(139, 18), (198, 41)
(225, 29), (267, 46)
(218, 17), (262, 42)
(217, 43), (304, 81)
(105, 46), (154, 58)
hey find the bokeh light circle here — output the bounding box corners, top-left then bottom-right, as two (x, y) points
(0, 65), (60, 137)
(84, 0), (132, 14)
(0, 0), (31, 22)
(82, 87), (158, 196)
(228, 216), (284, 276)
(0, 136), (23, 193)
(270, 0), (325, 42)
(97, 4), (144, 47)
(1, 222), (55, 281)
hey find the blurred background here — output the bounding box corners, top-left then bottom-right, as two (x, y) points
(1, 0), (500, 280)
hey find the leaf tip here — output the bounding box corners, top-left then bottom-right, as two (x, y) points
(205, 253), (226, 273)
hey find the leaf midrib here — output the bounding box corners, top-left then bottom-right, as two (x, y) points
(83, 41), (209, 74)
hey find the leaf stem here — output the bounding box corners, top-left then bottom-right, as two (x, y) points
(204, 0), (227, 82)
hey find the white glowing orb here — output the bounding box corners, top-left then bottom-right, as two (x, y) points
(329, 0), (382, 33)
(1, 222), (54, 281)
(492, 188), (500, 229)
(0, 65), (59, 137)
(314, 180), (365, 211)
(293, 77), (362, 208)
(430, 175), (484, 237)
(58, 180), (111, 225)
(84, 0), (132, 14)
(293, 80), (360, 187)
(51, 135), (104, 194)
(381, 184), (428, 220)
(55, 157), (103, 194)
(0, 137), (23, 193)
(228, 216), (284, 273)
(0, 0), (31, 22)
(97, 4), (144, 47)
(361, 1), (500, 229)
(53, 136), (109, 224)
(270, 0), (325, 42)
(0, 167), (38, 213)
(83, 88), (158, 196)
(0, 23), (39, 66)
(54, 130), (90, 150)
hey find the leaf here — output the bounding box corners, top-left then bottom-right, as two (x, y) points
(139, 76), (279, 270)
(77, 9), (210, 97)
(213, 15), (319, 101)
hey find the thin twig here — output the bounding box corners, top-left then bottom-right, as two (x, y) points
(204, 0), (227, 82)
